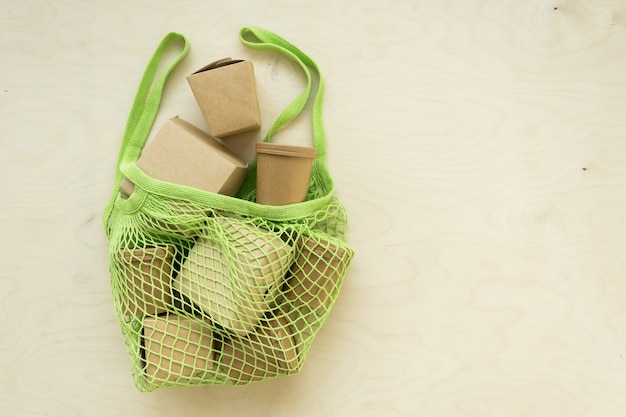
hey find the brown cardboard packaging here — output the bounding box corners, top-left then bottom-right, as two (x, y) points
(173, 217), (293, 336)
(142, 315), (215, 385)
(120, 117), (247, 196)
(219, 310), (299, 384)
(118, 246), (175, 317)
(255, 143), (316, 205)
(275, 235), (352, 350)
(282, 235), (351, 314)
(187, 59), (261, 138)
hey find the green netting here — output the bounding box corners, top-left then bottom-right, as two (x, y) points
(103, 27), (354, 391)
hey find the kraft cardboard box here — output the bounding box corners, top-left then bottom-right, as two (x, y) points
(120, 117), (247, 196)
(172, 217), (293, 336)
(118, 246), (175, 317)
(142, 315), (215, 385)
(187, 59), (261, 138)
(218, 310), (299, 384)
(282, 234), (351, 313)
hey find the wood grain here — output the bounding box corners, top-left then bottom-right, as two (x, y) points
(2, 0), (626, 416)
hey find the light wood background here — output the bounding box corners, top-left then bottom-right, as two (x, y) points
(2, 0), (626, 416)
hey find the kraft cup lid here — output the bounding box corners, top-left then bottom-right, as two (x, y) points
(256, 142), (316, 159)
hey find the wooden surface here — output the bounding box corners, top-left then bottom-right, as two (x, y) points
(2, 0), (626, 415)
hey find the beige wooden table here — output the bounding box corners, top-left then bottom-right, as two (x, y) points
(2, 1), (626, 416)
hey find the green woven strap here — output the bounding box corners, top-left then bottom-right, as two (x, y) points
(103, 32), (189, 234)
(235, 26), (333, 205)
(239, 26), (327, 163)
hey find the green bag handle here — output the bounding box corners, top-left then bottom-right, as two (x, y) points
(103, 32), (189, 233)
(239, 26), (326, 159)
(104, 27), (335, 231)
(235, 26), (332, 201)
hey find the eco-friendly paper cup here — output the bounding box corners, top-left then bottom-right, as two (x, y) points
(142, 315), (215, 385)
(255, 143), (316, 205)
(118, 246), (176, 317)
(173, 217), (293, 336)
(219, 310), (299, 384)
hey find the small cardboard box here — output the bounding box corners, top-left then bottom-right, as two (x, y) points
(120, 117), (247, 196)
(219, 310), (299, 384)
(142, 315), (215, 385)
(187, 59), (261, 138)
(173, 217), (293, 336)
(282, 235), (351, 313)
(117, 246), (175, 317)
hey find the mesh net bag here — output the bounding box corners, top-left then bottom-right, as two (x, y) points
(102, 27), (354, 391)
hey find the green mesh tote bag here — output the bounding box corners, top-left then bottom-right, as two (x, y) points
(102, 26), (354, 391)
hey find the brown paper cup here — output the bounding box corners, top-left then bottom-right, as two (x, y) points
(255, 143), (316, 206)
(173, 217), (293, 336)
(118, 246), (175, 317)
(219, 310), (299, 384)
(142, 315), (215, 385)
